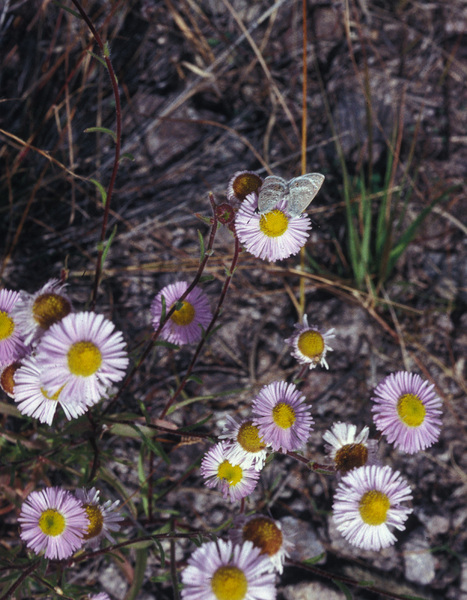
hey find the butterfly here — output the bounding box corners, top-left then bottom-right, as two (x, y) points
(257, 173), (325, 218)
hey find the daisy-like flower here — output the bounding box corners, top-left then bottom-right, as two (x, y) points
(219, 415), (268, 470)
(74, 487), (122, 549)
(285, 315), (335, 370)
(235, 193), (311, 262)
(252, 381), (314, 453)
(14, 354), (87, 424)
(150, 281), (212, 346)
(18, 487), (88, 560)
(36, 312), (128, 407)
(88, 594), (111, 600)
(12, 279), (72, 346)
(0, 289), (27, 366)
(201, 441), (261, 502)
(323, 422), (378, 474)
(371, 371), (443, 454)
(181, 539), (276, 600)
(227, 170), (263, 205)
(230, 515), (292, 574)
(332, 465), (413, 551)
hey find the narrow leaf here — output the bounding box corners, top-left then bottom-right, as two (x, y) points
(84, 126), (117, 143)
(89, 178), (107, 206)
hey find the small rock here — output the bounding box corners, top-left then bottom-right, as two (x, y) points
(281, 516), (326, 564)
(282, 581), (346, 600)
(403, 529), (436, 585)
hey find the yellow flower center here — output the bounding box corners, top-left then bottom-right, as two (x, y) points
(397, 393), (426, 427)
(272, 402), (296, 429)
(359, 490), (390, 525)
(243, 517), (283, 556)
(170, 301), (195, 327)
(210, 565), (248, 600)
(259, 210), (288, 238)
(297, 330), (324, 360)
(335, 443), (368, 473)
(83, 503), (104, 539)
(0, 311), (14, 341)
(237, 421), (266, 453)
(32, 293), (71, 330)
(217, 460), (243, 487)
(38, 509), (66, 536)
(67, 341), (102, 377)
(1, 362), (19, 396)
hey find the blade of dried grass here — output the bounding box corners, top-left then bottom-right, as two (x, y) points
(219, 0), (300, 142)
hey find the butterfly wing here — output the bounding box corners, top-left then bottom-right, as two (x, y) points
(257, 176), (288, 214)
(287, 173), (325, 218)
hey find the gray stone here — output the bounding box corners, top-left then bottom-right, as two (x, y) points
(280, 516), (326, 564)
(403, 529), (436, 585)
(282, 581), (346, 600)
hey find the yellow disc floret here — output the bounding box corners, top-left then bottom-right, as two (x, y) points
(170, 301), (195, 326)
(359, 490), (390, 525)
(243, 517), (283, 556)
(82, 503), (104, 539)
(397, 393), (426, 427)
(335, 443), (369, 473)
(259, 210), (288, 238)
(297, 330), (324, 360)
(0, 311), (14, 341)
(67, 341), (102, 377)
(217, 460), (243, 487)
(237, 421), (266, 453)
(38, 509), (66, 536)
(32, 293), (71, 330)
(272, 402), (296, 429)
(211, 565), (248, 600)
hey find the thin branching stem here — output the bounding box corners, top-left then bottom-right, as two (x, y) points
(159, 234), (241, 420)
(69, 0), (122, 309)
(101, 194), (219, 417)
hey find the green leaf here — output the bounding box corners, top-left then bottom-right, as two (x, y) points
(198, 230), (205, 262)
(87, 50), (107, 68)
(101, 225), (117, 268)
(125, 548), (148, 600)
(120, 152), (135, 162)
(84, 126), (117, 143)
(89, 178), (108, 206)
(332, 579), (353, 599)
(302, 552), (326, 565)
(387, 188), (452, 274)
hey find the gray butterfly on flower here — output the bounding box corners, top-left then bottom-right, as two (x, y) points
(257, 172), (325, 218)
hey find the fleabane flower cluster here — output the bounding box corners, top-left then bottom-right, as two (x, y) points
(18, 486), (122, 560)
(15, 310), (128, 424)
(201, 381), (314, 502)
(0, 280), (129, 425)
